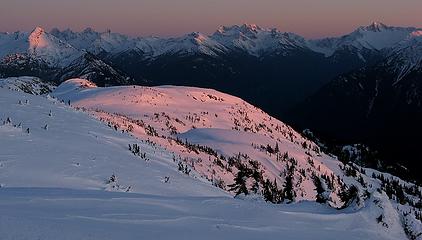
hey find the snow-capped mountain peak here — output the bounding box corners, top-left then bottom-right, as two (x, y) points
(1, 23), (421, 82)
(213, 23), (265, 39)
(28, 26), (50, 50)
(25, 26), (81, 67)
(30, 26), (46, 37)
(360, 21), (388, 32)
(308, 21), (420, 57)
(211, 23), (307, 56)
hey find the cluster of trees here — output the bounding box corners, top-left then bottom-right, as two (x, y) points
(382, 177), (410, 205)
(340, 164), (358, 177)
(228, 159), (263, 196)
(371, 172), (422, 212)
(206, 94), (224, 102)
(338, 185), (359, 208)
(259, 143), (280, 155)
(106, 174), (131, 192)
(2, 116), (40, 134)
(313, 175), (328, 204)
(262, 178), (284, 203)
(227, 154), (297, 204)
(185, 113), (201, 124)
(173, 137), (219, 157)
(178, 161), (191, 175)
(145, 125), (158, 137)
(128, 143), (148, 161)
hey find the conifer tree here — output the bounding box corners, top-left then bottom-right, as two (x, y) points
(228, 163), (252, 196)
(312, 175), (327, 204)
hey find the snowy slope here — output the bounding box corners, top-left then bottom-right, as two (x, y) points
(0, 78), (416, 239)
(0, 76), (55, 95)
(0, 188), (406, 240)
(0, 80), (222, 196)
(50, 79), (422, 239)
(52, 79), (343, 204)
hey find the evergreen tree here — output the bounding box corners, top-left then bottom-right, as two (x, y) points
(228, 163), (252, 196)
(249, 160), (263, 193)
(284, 164), (296, 203)
(262, 178), (284, 203)
(312, 175), (327, 204)
(284, 173), (295, 203)
(339, 185), (359, 208)
(274, 142), (280, 153)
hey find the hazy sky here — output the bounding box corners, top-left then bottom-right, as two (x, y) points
(0, 0), (421, 38)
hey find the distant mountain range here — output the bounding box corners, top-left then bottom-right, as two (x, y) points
(290, 29), (422, 179)
(1, 22), (419, 114)
(1, 22), (422, 178)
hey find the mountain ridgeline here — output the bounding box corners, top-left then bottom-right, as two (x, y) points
(1, 22), (422, 180)
(2, 22), (407, 115)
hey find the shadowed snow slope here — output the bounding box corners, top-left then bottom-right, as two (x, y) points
(0, 188), (404, 240)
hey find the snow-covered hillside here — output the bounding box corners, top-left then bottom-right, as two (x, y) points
(0, 76), (55, 95)
(0, 77), (414, 239)
(52, 79), (343, 204)
(47, 78), (422, 239)
(0, 77), (421, 239)
(0, 78), (222, 196)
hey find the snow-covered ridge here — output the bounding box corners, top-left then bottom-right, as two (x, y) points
(0, 76), (55, 95)
(1, 77), (421, 239)
(2, 22), (420, 65)
(48, 78), (422, 239)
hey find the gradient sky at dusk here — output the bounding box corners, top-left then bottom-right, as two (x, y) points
(1, 0), (421, 38)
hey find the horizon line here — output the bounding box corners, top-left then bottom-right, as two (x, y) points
(2, 21), (422, 40)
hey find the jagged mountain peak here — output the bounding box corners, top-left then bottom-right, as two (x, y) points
(82, 27), (96, 34)
(239, 23), (264, 32)
(31, 26), (46, 35)
(186, 31), (208, 41)
(28, 26), (49, 49)
(214, 23), (266, 37)
(24, 27), (82, 67)
(361, 21), (389, 32)
(309, 22), (419, 57)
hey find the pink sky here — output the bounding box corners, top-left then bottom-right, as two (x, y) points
(0, 0), (421, 38)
